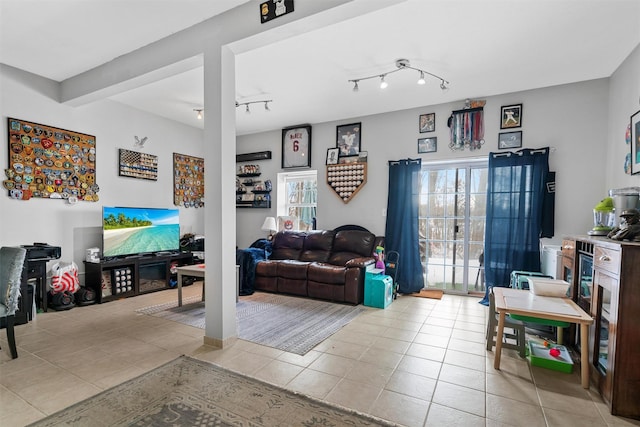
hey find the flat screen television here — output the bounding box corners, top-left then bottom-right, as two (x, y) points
(102, 206), (180, 258)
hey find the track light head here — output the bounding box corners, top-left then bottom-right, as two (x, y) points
(352, 81), (359, 92)
(440, 80), (449, 90)
(379, 75), (388, 89)
(194, 109), (203, 120)
(245, 104), (250, 114)
(264, 101), (270, 111)
(417, 71), (426, 85)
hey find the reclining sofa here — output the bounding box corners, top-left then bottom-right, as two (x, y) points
(254, 229), (382, 305)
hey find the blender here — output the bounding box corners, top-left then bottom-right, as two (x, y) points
(588, 197), (615, 236)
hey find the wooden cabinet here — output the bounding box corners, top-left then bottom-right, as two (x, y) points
(588, 239), (640, 419)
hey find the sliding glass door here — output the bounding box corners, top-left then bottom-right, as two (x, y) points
(419, 159), (488, 295)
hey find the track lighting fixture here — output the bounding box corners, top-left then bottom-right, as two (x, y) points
(194, 109), (203, 120)
(235, 99), (273, 114)
(348, 59), (449, 92)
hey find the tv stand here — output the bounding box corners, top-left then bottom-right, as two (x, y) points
(84, 252), (193, 303)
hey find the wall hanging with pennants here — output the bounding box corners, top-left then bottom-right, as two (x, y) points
(5, 118), (99, 202)
(173, 152), (204, 208)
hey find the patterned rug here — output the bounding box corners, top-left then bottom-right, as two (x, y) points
(29, 356), (397, 427)
(136, 292), (366, 355)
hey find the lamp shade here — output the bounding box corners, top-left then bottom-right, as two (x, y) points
(261, 216), (277, 233)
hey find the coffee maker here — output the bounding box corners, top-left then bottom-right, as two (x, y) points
(609, 187), (640, 226)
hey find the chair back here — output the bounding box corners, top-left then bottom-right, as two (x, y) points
(0, 247), (27, 317)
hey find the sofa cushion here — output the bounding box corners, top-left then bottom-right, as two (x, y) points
(308, 262), (346, 285)
(270, 231), (306, 260)
(329, 230), (375, 266)
(277, 260), (309, 280)
(255, 260), (279, 277)
(300, 230), (335, 263)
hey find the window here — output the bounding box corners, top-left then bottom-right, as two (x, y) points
(277, 170), (317, 231)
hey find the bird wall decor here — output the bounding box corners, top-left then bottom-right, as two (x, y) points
(134, 136), (148, 148)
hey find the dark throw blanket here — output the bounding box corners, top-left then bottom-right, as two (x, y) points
(236, 239), (272, 295)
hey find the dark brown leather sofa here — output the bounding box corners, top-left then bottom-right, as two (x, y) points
(254, 229), (382, 304)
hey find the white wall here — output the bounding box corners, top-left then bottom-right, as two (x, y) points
(236, 78), (612, 248)
(0, 65), (205, 282)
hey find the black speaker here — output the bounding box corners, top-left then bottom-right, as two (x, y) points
(48, 291), (75, 311)
(75, 287), (96, 306)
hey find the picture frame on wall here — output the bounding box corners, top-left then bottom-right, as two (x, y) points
(418, 137), (437, 153)
(419, 113), (435, 133)
(500, 104), (522, 129)
(631, 109), (640, 175)
(326, 148), (339, 165)
(498, 131), (523, 149)
(282, 125), (311, 169)
(336, 122), (361, 156)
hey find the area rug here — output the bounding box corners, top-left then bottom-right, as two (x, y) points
(29, 356), (396, 427)
(136, 292), (366, 355)
(411, 289), (444, 300)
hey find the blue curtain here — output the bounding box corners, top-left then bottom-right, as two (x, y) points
(480, 148), (550, 305)
(385, 159), (423, 294)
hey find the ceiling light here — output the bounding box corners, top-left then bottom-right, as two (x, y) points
(348, 58), (449, 92)
(235, 99), (273, 114)
(194, 108), (203, 120)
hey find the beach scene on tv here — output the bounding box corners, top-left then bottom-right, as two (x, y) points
(103, 207), (180, 257)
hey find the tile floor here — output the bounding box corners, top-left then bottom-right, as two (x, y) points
(1, 284), (639, 427)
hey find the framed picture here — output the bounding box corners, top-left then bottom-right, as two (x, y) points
(282, 125), (311, 169)
(418, 137), (437, 153)
(500, 104), (522, 129)
(419, 113), (435, 133)
(326, 148), (339, 165)
(498, 131), (523, 149)
(631, 109), (640, 175)
(336, 122), (361, 156)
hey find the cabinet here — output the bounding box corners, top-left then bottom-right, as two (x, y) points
(236, 164), (271, 208)
(84, 252), (193, 303)
(589, 239), (640, 419)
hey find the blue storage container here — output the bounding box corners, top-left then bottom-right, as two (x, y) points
(364, 274), (393, 308)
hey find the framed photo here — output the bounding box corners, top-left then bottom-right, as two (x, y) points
(282, 125), (311, 169)
(500, 104), (522, 129)
(418, 137), (437, 153)
(631, 109), (640, 175)
(326, 148), (339, 165)
(419, 113), (435, 133)
(498, 131), (523, 149)
(336, 122), (361, 156)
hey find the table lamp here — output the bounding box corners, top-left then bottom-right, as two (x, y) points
(261, 216), (277, 240)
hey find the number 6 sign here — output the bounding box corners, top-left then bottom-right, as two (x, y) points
(282, 125), (312, 169)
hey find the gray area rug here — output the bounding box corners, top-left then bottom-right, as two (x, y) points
(136, 292), (366, 355)
(29, 356), (397, 427)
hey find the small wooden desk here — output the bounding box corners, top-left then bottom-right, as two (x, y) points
(493, 287), (593, 388)
(176, 264), (205, 307)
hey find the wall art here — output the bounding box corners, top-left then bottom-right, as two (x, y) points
(336, 122), (361, 156)
(6, 117), (99, 201)
(419, 113), (435, 133)
(282, 125), (311, 169)
(173, 153), (204, 208)
(498, 131), (523, 149)
(631, 109), (640, 175)
(118, 148), (158, 180)
(500, 104), (522, 129)
(418, 137), (437, 153)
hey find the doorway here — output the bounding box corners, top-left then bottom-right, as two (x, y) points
(418, 159), (488, 295)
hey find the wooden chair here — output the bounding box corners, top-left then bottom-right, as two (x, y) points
(486, 287), (526, 357)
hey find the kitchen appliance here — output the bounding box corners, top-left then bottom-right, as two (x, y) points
(588, 197), (615, 236)
(609, 187), (640, 226)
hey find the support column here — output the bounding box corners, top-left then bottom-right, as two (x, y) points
(202, 44), (237, 346)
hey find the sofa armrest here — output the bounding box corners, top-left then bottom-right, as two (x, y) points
(346, 257), (375, 269)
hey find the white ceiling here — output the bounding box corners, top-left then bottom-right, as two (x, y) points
(1, 0), (639, 136)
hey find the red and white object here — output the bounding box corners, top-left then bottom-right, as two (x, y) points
(49, 261), (80, 294)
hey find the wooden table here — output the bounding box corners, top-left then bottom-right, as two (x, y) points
(493, 287), (593, 388)
(176, 264), (240, 307)
(176, 264), (206, 307)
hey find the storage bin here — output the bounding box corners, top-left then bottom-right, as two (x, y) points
(527, 278), (570, 297)
(510, 270), (552, 289)
(364, 275), (393, 309)
(528, 341), (574, 373)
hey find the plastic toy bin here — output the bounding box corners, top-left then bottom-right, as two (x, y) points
(528, 341), (574, 373)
